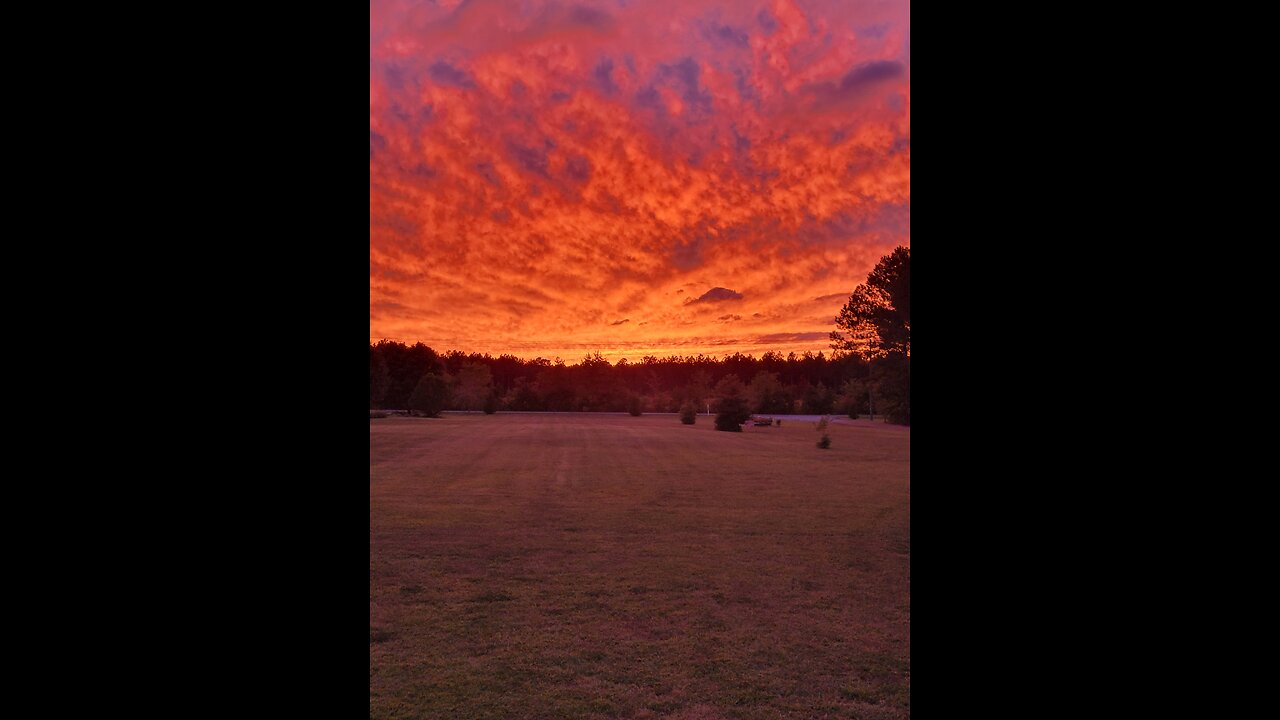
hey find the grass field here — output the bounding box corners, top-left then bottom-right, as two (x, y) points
(370, 413), (910, 719)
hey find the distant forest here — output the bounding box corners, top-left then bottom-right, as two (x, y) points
(372, 342), (900, 418)
(370, 247), (909, 424)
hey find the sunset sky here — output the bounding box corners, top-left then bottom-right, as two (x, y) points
(370, 0), (909, 362)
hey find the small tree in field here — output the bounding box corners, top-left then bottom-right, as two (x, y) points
(715, 398), (747, 431)
(482, 393), (498, 414)
(409, 373), (449, 417)
(627, 395), (643, 416)
(679, 402), (697, 424)
(713, 374), (750, 432)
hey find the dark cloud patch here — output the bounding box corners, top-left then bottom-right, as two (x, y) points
(707, 23), (749, 48)
(549, 90), (572, 103)
(491, 208), (511, 224)
(733, 67), (761, 108)
(671, 237), (704, 271)
(812, 293), (849, 303)
(474, 161), (503, 188)
(370, 259), (427, 284)
(568, 4), (614, 30)
(428, 60), (475, 89)
(685, 287), (744, 304)
(389, 102), (418, 125)
(662, 57), (707, 108)
(839, 60), (904, 93)
(372, 212), (419, 238)
(753, 332), (830, 344)
(370, 130), (388, 159)
(407, 161), (435, 180)
(757, 9), (779, 34)
(593, 58), (617, 94)
(610, 318), (630, 325)
(508, 142), (550, 177)
(383, 63), (410, 92)
(635, 85), (663, 112)
(371, 300), (410, 317)
(717, 314), (742, 322)
(859, 23), (889, 39)
(565, 154), (592, 183)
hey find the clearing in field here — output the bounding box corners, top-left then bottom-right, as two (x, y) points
(370, 413), (910, 719)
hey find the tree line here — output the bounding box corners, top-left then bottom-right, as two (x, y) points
(370, 246), (909, 425)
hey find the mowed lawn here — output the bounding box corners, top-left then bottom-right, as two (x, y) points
(370, 413), (910, 720)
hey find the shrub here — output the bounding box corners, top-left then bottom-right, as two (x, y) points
(627, 396), (643, 416)
(712, 375), (751, 432)
(714, 394), (748, 432)
(775, 419), (781, 427)
(817, 433), (831, 449)
(409, 373), (449, 417)
(482, 394), (498, 414)
(715, 412), (743, 432)
(679, 403), (697, 424)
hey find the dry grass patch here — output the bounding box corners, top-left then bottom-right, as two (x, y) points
(371, 414), (910, 719)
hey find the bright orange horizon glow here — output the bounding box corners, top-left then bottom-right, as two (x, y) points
(371, 0), (909, 361)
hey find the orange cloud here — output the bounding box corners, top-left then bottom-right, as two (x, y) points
(371, 0), (909, 361)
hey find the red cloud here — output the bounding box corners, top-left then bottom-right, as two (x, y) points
(371, 0), (909, 360)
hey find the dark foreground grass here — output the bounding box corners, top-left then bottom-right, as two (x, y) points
(371, 414), (910, 719)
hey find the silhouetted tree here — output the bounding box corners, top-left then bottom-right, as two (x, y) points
(506, 377), (542, 411)
(831, 246), (910, 425)
(454, 362), (494, 411)
(372, 339), (899, 418)
(803, 381), (835, 415)
(831, 246), (910, 359)
(370, 346), (390, 408)
(870, 353), (910, 425)
(748, 371), (789, 414)
(687, 369), (713, 411)
(409, 373), (449, 417)
(713, 374), (750, 431)
(679, 402), (697, 424)
(838, 378), (869, 419)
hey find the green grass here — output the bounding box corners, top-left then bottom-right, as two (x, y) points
(371, 414), (910, 719)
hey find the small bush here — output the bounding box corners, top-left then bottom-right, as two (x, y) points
(482, 395), (498, 414)
(715, 413), (743, 432)
(713, 393), (750, 432)
(409, 373), (449, 417)
(679, 403), (697, 424)
(627, 396), (642, 416)
(774, 418), (781, 427)
(817, 433), (831, 449)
